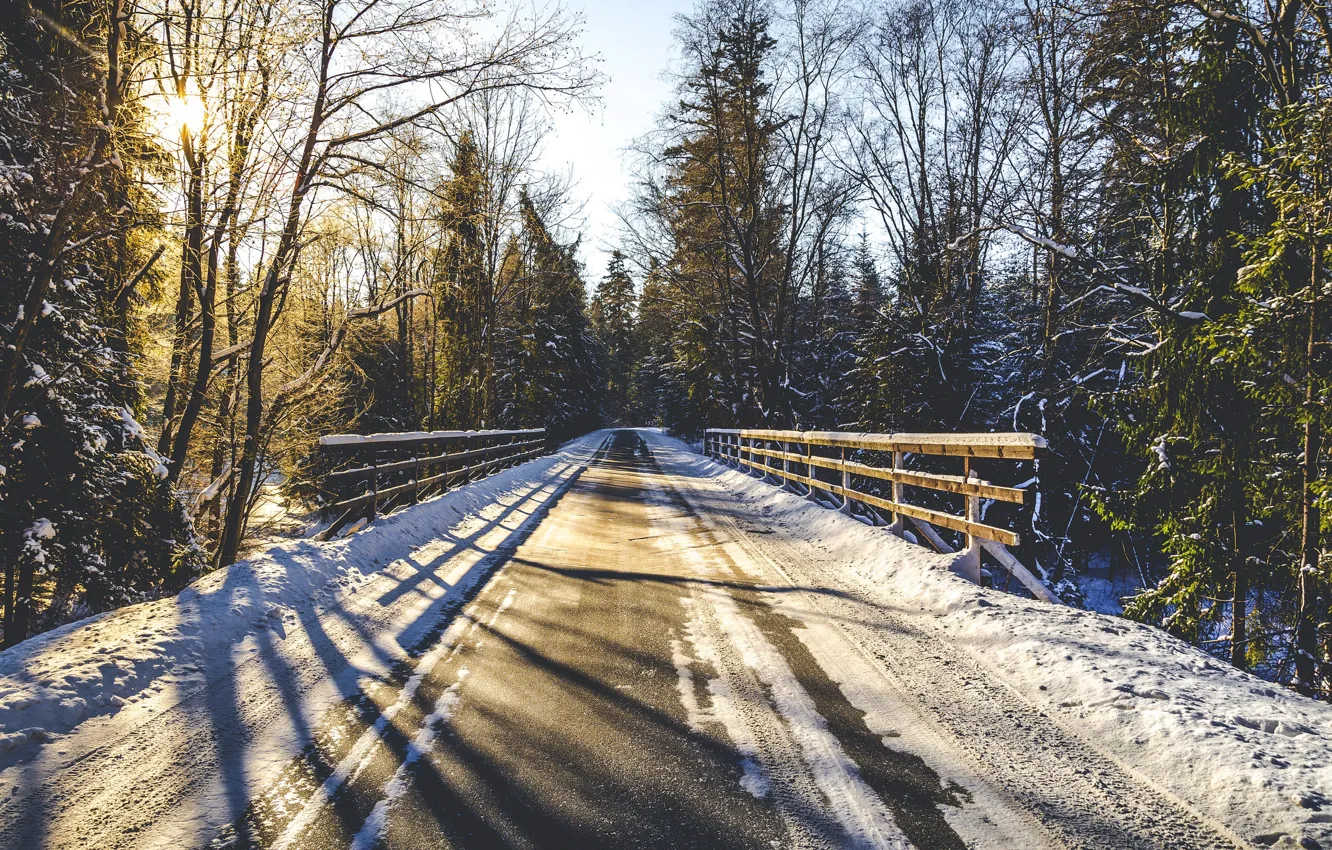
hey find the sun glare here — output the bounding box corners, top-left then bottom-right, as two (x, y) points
(151, 92), (207, 141)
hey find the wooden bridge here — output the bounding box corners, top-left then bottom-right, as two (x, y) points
(316, 425), (1059, 604)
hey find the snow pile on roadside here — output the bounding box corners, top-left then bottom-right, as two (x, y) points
(0, 434), (601, 763)
(653, 432), (1332, 850)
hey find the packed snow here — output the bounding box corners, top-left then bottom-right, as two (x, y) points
(2, 427), (1330, 849)
(654, 430), (1332, 850)
(0, 436), (596, 771)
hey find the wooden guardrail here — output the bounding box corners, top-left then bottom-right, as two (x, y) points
(703, 428), (1060, 604)
(316, 428), (548, 539)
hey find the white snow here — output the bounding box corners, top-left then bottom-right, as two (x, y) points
(703, 582), (911, 848)
(676, 595), (772, 801)
(0, 434), (599, 809)
(20, 519), (56, 567)
(658, 431), (1332, 850)
(6, 427), (1331, 849)
(23, 364), (49, 389)
(1002, 223), (1077, 258)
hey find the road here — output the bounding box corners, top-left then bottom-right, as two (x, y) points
(0, 429), (1245, 849)
(207, 429), (1236, 850)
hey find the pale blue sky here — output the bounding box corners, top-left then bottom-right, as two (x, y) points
(542, 0), (697, 285)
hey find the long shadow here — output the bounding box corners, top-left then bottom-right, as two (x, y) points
(206, 436), (612, 849)
(372, 491), (548, 611)
(267, 430), (794, 849)
(514, 557), (858, 601)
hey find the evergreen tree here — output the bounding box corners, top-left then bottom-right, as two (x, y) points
(0, 0), (201, 645)
(433, 132), (491, 427)
(850, 233), (884, 333)
(590, 251), (639, 424)
(503, 193), (603, 440)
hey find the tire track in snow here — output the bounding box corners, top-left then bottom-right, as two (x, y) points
(346, 590), (516, 850)
(651, 467), (914, 849)
(655, 432), (1244, 850)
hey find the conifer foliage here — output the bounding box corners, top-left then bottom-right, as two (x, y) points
(8, 0), (1332, 703)
(617, 0), (1332, 697)
(0, 0), (201, 646)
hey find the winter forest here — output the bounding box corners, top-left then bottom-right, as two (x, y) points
(5, 0), (1332, 703)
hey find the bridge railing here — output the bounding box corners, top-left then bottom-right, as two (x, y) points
(316, 428), (548, 539)
(703, 428), (1059, 603)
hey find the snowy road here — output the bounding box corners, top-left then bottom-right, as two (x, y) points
(2, 428), (1324, 848)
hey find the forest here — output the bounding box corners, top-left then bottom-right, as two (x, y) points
(4, 0), (1332, 703)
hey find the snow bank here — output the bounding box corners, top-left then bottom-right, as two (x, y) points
(653, 431), (1332, 850)
(0, 434), (600, 765)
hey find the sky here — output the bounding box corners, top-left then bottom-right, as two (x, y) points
(540, 0), (697, 286)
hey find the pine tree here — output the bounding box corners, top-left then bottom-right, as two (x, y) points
(0, 1), (201, 644)
(648, 0), (788, 431)
(433, 132), (491, 427)
(1084, 0), (1277, 668)
(504, 193), (603, 440)
(850, 233), (884, 333)
(590, 251), (639, 424)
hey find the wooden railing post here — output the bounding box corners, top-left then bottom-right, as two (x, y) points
(369, 452), (379, 520)
(888, 451), (904, 534)
(952, 456), (983, 583)
(782, 438), (791, 490)
(411, 450), (419, 505)
(840, 446), (852, 514)
(806, 440), (818, 502)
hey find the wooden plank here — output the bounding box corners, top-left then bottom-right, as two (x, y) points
(708, 428), (1045, 460)
(320, 428), (543, 449)
(325, 439), (545, 482)
(980, 539), (1062, 604)
(906, 515), (955, 554)
(739, 444), (1027, 503)
(758, 464), (1020, 546)
(328, 446), (546, 513)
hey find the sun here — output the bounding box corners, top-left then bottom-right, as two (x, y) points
(150, 91), (207, 142)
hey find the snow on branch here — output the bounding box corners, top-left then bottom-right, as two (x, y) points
(1000, 224), (1077, 259)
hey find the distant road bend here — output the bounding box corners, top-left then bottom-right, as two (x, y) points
(1, 429), (1250, 850)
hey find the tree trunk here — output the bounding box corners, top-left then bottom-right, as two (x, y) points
(216, 19), (330, 567)
(158, 130), (204, 458)
(1230, 487), (1248, 670)
(1297, 240), (1322, 693)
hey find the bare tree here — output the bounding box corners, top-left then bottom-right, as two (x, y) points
(215, 0), (596, 566)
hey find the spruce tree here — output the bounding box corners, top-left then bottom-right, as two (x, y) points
(0, 0), (201, 645)
(590, 251), (639, 424)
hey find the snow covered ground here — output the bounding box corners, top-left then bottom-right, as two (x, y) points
(1, 427), (1329, 849)
(649, 431), (1332, 849)
(0, 435), (601, 845)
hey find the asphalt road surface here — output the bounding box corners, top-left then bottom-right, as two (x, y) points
(196, 430), (1245, 850)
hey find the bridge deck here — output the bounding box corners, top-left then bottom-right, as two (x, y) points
(219, 430), (1235, 850)
(0, 429), (1247, 850)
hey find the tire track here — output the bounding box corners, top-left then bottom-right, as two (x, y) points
(659, 437), (1245, 850)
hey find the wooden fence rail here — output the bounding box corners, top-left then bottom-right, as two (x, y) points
(703, 428), (1060, 604)
(316, 428), (548, 539)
